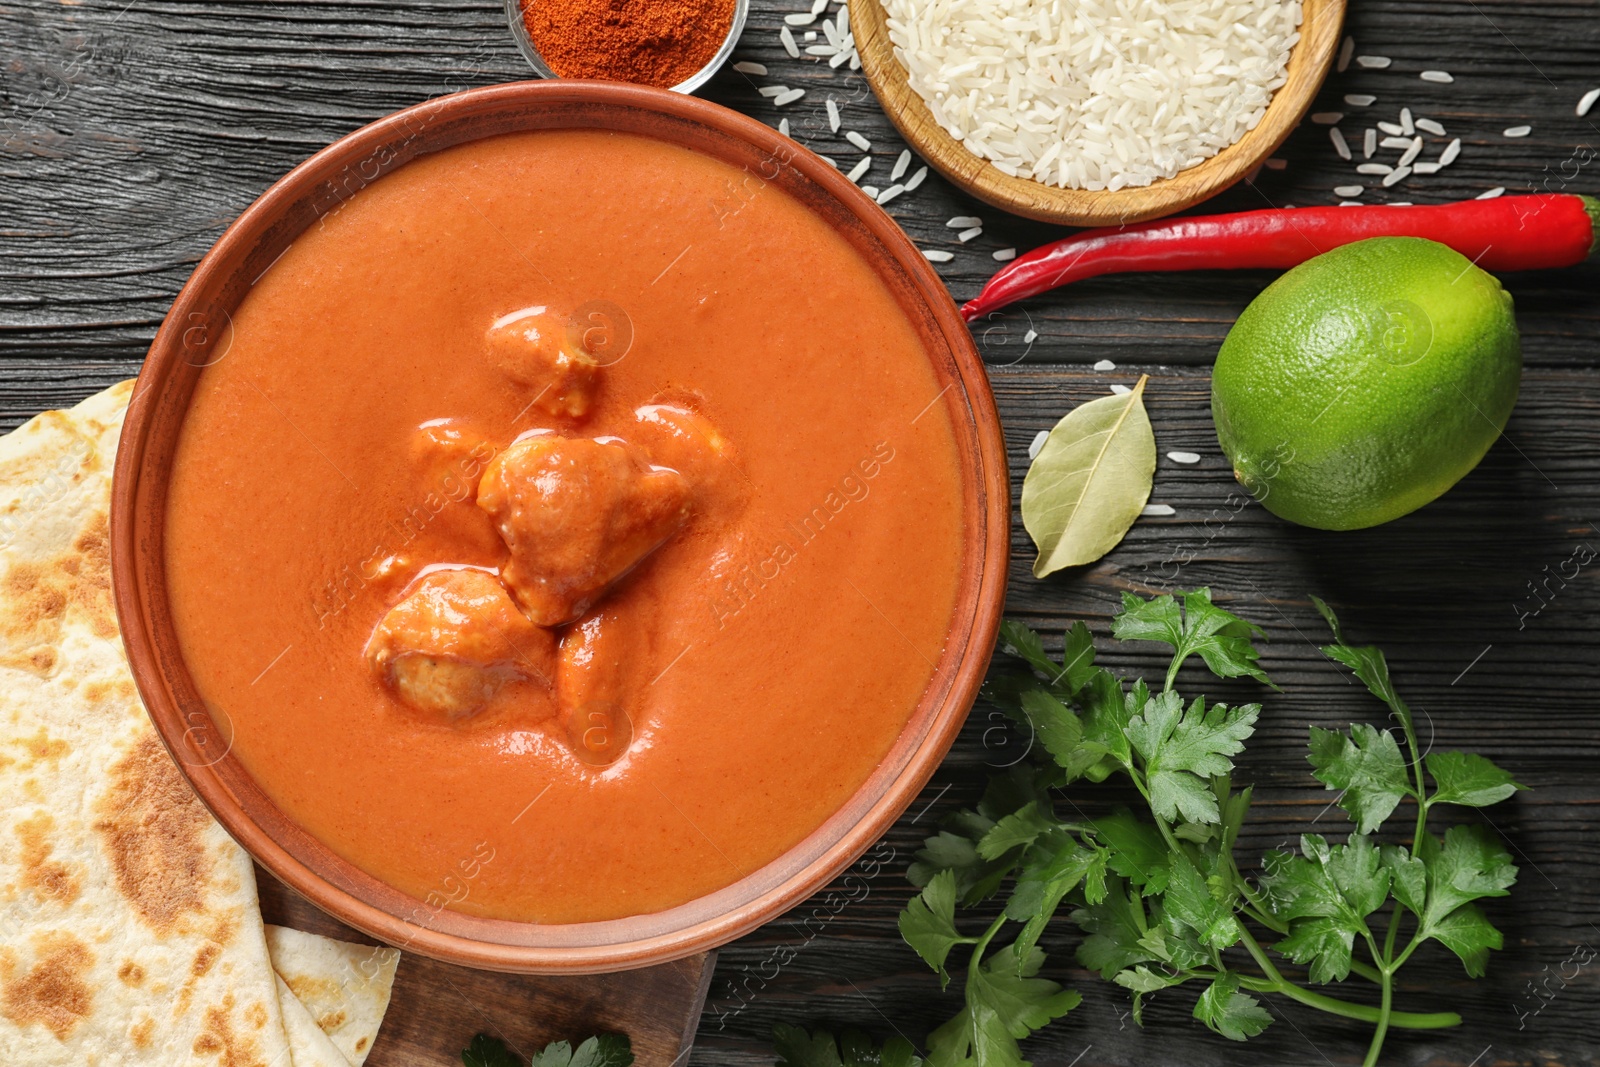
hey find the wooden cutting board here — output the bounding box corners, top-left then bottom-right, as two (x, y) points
(256, 868), (716, 1067)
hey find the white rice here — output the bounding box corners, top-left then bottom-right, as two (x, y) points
(733, 61), (767, 75)
(1329, 127), (1351, 160)
(1439, 138), (1461, 165)
(957, 226), (983, 242)
(1333, 184), (1363, 197)
(1477, 187), (1505, 199)
(882, 0), (1302, 191)
(923, 249), (954, 262)
(1344, 94), (1376, 106)
(994, 247), (1018, 261)
(846, 130), (872, 150)
(1415, 118), (1446, 136)
(1503, 125), (1532, 138)
(1419, 70), (1453, 83)
(1167, 451), (1201, 464)
(891, 149), (912, 180)
(1580, 88), (1600, 117)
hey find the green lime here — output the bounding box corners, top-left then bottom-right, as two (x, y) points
(1212, 236), (1521, 530)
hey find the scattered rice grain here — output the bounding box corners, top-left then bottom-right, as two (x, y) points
(1419, 70), (1453, 83)
(1111, 384), (1133, 396)
(1093, 359), (1116, 371)
(1477, 186), (1505, 199)
(1023, 329), (1038, 343)
(993, 247), (1017, 262)
(1378, 120), (1404, 135)
(1330, 128), (1351, 160)
(946, 215), (981, 228)
(878, 184), (907, 204)
(758, 85), (787, 97)
(845, 130), (871, 150)
(784, 12), (816, 25)
(1579, 88), (1600, 118)
(1363, 128), (1377, 158)
(1344, 94), (1376, 107)
(1400, 107), (1414, 134)
(1028, 430), (1049, 459)
(1380, 136), (1413, 150)
(1503, 125), (1532, 138)
(957, 226), (982, 242)
(890, 149), (911, 181)
(779, 26), (799, 57)
(1141, 503), (1175, 516)
(1381, 165), (1411, 187)
(733, 61), (767, 75)
(1398, 137), (1423, 167)
(779, 118), (790, 137)
(1334, 184), (1363, 197)
(1439, 138), (1461, 166)
(826, 98), (840, 131)
(847, 157), (870, 181)
(1411, 162), (1440, 174)
(774, 88), (805, 106)
(861, 185), (879, 198)
(1415, 118), (1446, 136)
(1356, 162), (1391, 175)
(1312, 112), (1343, 124)
(923, 249), (954, 262)
(1167, 451), (1201, 464)
(1356, 55), (1391, 69)
(905, 166), (928, 190)
(1337, 36), (1355, 72)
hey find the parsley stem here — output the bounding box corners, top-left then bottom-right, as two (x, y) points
(1234, 929), (1459, 1030)
(1363, 969), (1395, 1067)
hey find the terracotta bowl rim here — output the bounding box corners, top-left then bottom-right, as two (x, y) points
(110, 80), (1010, 974)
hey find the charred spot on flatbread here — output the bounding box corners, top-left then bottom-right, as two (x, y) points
(91, 733), (213, 933)
(1, 931), (93, 1041)
(16, 813), (80, 906)
(191, 994), (269, 1067)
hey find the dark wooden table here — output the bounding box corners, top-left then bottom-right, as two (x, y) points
(5, 1), (1597, 1064)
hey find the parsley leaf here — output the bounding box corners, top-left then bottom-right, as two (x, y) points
(927, 945), (1080, 1067)
(1005, 834), (1107, 964)
(1016, 690), (1091, 779)
(997, 620), (1097, 696)
(1126, 692), (1259, 824)
(978, 802), (1059, 861)
(1306, 724), (1411, 833)
(1091, 811), (1171, 894)
(1113, 588), (1274, 688)
(1260, 835), (1389, 983)
(464, 1035), (524, 1067)
(1425, 751), (1524, 808)
(1414, 824), (1517, 974)
(774, 1026), (923, 1067)
(1161, 854), (1241, 951)
(900, 870), (970, 987)
(530, 1036), (632, 1067)
(1193, 973), (1273, 1041)
(1073, 879), (1158, 978)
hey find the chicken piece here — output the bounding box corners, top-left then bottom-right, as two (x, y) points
(409, 418), (496, 503)
(631, 403), (736, 490)
(477, 436), (690, 626)
(485, 307), (601, 420)
(556, 611), (635, 765)
(364, 568), (555, 719)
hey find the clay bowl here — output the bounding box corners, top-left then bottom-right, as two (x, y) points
(850, 0), (1348, 226)
(111, 81), (1009, 975)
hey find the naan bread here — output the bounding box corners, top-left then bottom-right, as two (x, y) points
(266, 925), (399, 1067)
(0, 382), (397, 1066)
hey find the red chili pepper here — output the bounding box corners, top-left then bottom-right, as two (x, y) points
(961, 193), (1600, 322)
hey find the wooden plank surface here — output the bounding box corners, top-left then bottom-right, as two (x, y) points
(4, 1), (1599, 1065)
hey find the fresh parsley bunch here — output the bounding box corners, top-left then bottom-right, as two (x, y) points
(463, 1033), (632, 1067)
(893, 590), (1521, 1067)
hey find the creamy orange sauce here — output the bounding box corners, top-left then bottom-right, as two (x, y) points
(164, 130), (966, 924)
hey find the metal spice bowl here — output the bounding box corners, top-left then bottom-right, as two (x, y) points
(505, 0), (751, 94)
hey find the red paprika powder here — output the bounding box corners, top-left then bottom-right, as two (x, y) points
(523, 0), (736, 89)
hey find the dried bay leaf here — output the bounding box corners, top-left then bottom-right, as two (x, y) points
(1021, 375), (1156, 577)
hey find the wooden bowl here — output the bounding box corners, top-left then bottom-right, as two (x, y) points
(110, 81), (1009, 975)
(850, 0), (1348, 226)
